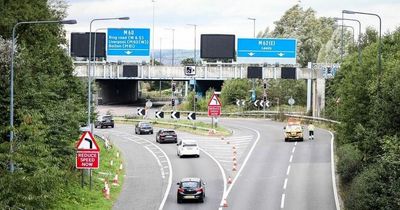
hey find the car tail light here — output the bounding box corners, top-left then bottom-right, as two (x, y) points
(178, 188), (184, 193)
(196, 187), (203, 193)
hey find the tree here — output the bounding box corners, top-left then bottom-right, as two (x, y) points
(0, 0), (87, 208)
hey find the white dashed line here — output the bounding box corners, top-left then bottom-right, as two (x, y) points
(281, 194), (286, 209)
(283, 178), (288, 189)
(289, 155), (293, 163)
(295, 142), (298, 146)
(286, 165), (291, 176)
(291, 147), (296, 153)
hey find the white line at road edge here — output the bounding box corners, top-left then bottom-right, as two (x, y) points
(330, 131), (341, 210)
(199, 148), (227, 210)
(224, 125), (261, 201)
(127, 135), (173, 210)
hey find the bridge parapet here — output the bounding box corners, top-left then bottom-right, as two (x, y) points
(73, 61), (324, 80)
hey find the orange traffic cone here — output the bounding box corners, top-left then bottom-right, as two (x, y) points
(233, 150), (237, 155)
(105, 185), (110, 200)
(233, 156), (237, 161)
(232, 164), (237, 171)
(112, 174), (119, 186)
(222, 198), (228, 207)
(226, 140), (230, 144)
(233, 160), (237, 166)
(227, 176), (232, 184)
(232, 145), (236, 150)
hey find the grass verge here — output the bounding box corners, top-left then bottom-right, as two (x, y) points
(56, 137), (124, 210)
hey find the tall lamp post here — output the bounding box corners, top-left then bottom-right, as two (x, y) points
(342, 10), (381, 72)
(9, 19), (77, 173)
(248, 17), (256, 38)
(187, 24), (197, 63)
(334, 17), (362, 64)
(152, 0), (156, 66)
(88, 17), (129, 132)
(165, 28), (175, 66)
(338, 25), (355, 45)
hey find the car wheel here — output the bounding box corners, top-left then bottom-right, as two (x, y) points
(196, 155), (200, 158)
(199, 197), (204, 203)
(111, 125), (114, 128)
(151, 131), (153, 134)
(177, 197), (182, 203)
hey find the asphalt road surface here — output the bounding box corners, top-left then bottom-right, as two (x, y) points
(95, 118), (337, 210)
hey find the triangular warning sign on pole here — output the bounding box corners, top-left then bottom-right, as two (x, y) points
(76, 131), (100, 152)
(208, 93), (222, 106)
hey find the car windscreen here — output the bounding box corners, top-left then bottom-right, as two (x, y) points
(287, 125), (302, 131)
(181, 181), (199, 188)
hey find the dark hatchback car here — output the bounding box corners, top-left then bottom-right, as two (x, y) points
(177, 177), (205, 203)
(135, 122), (153, 135)
(156, 129), (177, 143)
(94, 115), (114, 128)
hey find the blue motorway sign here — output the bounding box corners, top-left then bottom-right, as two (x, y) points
(107, 28), (150, 57)
(237, 38), (297, 64)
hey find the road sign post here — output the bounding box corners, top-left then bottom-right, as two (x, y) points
(76, 131), (100, 190)
(208, 93), (222, 128)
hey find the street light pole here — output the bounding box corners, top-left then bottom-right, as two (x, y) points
(342, 10), (381, 73)
(152, 0), (156, 66)
(248, 17), (256, 38)
(9, 19), (77, 173)
(338, 25), (355, 45)
(88, 17), (129, 133)
(165, 28), (175, 66)
(187, 24), (197, 63)
(334, 17), (362, 64)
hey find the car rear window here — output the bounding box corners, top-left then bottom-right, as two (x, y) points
(103, 116), (112, 120)
(163, 131), (176, 135)
(141, 123), (151, 127)
(181, 181), (199, 188)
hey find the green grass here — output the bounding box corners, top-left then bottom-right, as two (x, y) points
(56, 137), (124, 210)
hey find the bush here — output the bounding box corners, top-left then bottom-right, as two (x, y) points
(337, 144), (363, 184)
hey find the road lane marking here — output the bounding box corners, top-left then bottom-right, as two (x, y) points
(144, 146), (165, 179)
(295, 142), (298, 146)
(330, 131), (341, 210)
(283, 178), (288, 190)
(200, 148), (227, 210)
(281, 194), (285, 209)
(286, 165), (291, 176)
(125, 134), (172, 210)
(291, 147), (296, 153)
(289, 155), (293, 163)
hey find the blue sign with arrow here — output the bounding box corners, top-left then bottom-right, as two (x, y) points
(237, 38), (297, 64)
(107, 28), (150, 59)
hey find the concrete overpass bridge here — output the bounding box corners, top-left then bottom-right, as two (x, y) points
(73, 61), (328, 116)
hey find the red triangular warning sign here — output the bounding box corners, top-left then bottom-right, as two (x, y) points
(76, 131), (100, 152)
(208, 93), (222, 106)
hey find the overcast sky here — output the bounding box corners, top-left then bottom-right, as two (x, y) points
(64, 0), (400, 50)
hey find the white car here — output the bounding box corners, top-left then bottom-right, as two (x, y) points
(177, 140), (200, 158)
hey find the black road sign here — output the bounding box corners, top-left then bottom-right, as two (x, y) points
(171, 111), (180, 119)
(187, 112), (196, 120)
(155, 111), (164, 119)
(137, 108), (145, 116)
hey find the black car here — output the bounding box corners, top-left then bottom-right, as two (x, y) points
(156, 129), (177, 143)
(177, 177), (205, 203)
(94, 115), (114, 128)
(135, 122), (153, 135)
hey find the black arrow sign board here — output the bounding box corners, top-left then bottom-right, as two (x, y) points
(187, 112), (196, 120)
(155, 111), (164, 119)
(171, 111), (180, 119)
(137, 108), (145, 116)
